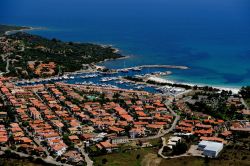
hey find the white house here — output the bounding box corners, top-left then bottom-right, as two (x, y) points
(167, 136), (182, 149)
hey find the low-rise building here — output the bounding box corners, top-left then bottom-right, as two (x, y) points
(111, 136), (129, 144)
(198, 141), (223, 158)
(0, 111), (7, 121)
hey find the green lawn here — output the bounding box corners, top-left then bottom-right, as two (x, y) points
(148, 138), (162, 147)
(91, 135), (250, 166)
(92, 147), (157, 166)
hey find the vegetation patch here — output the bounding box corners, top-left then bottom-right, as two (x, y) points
(0, 29), (123, 78)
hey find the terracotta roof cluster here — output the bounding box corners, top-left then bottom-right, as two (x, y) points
(10, 123), (32, 145)
(200, 136), (227, 144)
(29, 120), (67, 154)
(230, 120), (250, 132)
(241, 109), (250, 116)
(28, 61), (56, 76)
(0, 79), (178, 158)
(96, 141), (118, 150)
(62, 150), (84, 163)
(0, 125), (8, 144)
(176, 119), (225, 138)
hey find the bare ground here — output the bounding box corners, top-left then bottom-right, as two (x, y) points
(141, 153), (162, 166)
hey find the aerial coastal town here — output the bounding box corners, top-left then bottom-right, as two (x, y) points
(0, 25), (249, 166)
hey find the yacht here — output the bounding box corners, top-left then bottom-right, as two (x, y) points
(63, 75), (69, 79)
(115, 80), (124, 84)
(80, 73), (99, 79)
(132, 67), (142, 71)
(120, 69), (129, 72)
(100, 77), (117, 82)
(135, 85), (145, 89)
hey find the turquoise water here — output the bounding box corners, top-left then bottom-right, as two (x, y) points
(1, 0), (250, 87)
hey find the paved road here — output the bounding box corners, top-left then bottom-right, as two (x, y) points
(174, 89), (192, 98)
(78, 145), (93, 166)
(241, 98), (249, 109)
(158, 138), (204, 159)
(0, 53), (12, 74)
(158, 137), (166, 158)
(158, 137), (189, 159)
(22, 126), (50, 157)
(5, 58), (10, 73)
(129, 101), (180, 141)
(1, 147), (72, 166)
(35, 89), (94, 166)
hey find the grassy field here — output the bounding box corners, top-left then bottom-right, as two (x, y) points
(93, 147), (159, 166)
(159, 142), (250, 166)
(159, 156), (250, 166)
(92, 139), (250, 166)
(0, 158), (45, 166)
(1, 143), (249, 166)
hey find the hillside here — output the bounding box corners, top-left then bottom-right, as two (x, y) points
(0, 24), (28, 36)
(0, 30), (123, 78)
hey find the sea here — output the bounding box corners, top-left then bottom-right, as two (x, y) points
(1, 0), (250, 88)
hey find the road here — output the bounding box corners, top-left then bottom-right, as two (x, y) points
(1, 53), (11, 73)
(158, 137), (166, 158)
(240, 98), (249, 110)
(158, 137), (190, 159)
(35, 89), (94, 166)
(174, 89), (193, 99)
(0, 147), (72, 166)
(129, 101), (180, 141)
(5, 58), (10, 73)
(158, 139), (204, 159)
(0, 44), (24, 74)
(22, 126), (50, 156)
(78, 145), (93, 166)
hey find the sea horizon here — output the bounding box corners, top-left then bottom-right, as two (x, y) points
(1, 0), (250, 89)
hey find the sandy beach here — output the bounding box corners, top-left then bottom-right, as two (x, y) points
(4, 26), (44, 35)
(149, 75), (240, 94)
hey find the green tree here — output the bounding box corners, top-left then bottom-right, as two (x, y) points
(22, 121), (29, 127)
(172, 142), (188, 155)
(136, 154), (140, 159)
(102, 158), (108, 164)
(4, 149), (12, 157)
(240, 86), (250, 98)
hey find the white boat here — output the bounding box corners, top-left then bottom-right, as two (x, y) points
(132, 67), (142, 71)
(100, 78), (109, 82)
(80, 74), (99, 78)
(115, 80), (124, 84)
(100, 77), (117, 82)
(120, 69), (129, 72)
(135, 85), (145, 89)
(63, 75), (69, 79)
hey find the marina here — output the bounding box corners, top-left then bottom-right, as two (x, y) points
(15, 65), (187, 96)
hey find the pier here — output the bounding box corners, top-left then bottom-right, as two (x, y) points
(117, 64), (189, 72)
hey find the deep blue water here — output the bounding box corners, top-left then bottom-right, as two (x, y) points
(1, 0), (250, 88)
